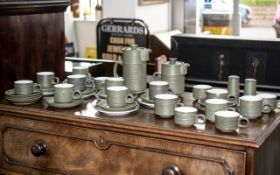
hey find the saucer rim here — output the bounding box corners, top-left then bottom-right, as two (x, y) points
(45, 97), (82, 109)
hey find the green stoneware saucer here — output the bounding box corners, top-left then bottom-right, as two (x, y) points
(140, 90), (154, 103)
(94, 100), (139, 116)
(96, 99), (137, 112)
(81, 86), (96, 95)
(137, 96), (154, 108)
(96, 90), (107, 99)
(42, 88), (54, 96)
(5, 89), (42, 98)
(45, 97), (82, 109)
(5, 95), (42, 105)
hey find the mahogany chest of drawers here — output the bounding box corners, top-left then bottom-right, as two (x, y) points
(0, 93), (280, 175)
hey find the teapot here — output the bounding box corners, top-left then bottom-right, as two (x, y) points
(153, 58), (190, 95)
(114, 44), (151, 94)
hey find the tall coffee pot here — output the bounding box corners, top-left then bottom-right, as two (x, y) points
(154, 58), (190, 95)
(114, 44), (151, 94)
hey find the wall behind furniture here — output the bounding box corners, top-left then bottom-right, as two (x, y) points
(103, 0), (171, 33)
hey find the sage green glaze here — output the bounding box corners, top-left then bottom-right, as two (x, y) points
(240, 95), (262, 119)
(114, 44), (151, 94)
(244, 78), (257, 95)
(161, 58), (190, 95)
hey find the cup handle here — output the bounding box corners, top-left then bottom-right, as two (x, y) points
(168, 89), (174, 94)
(195, 114), (206, 125)
(86, 79), (94, 88)
(113, 62), (122, 78)
(72, 90), (81, 100)
(87, 73), (92, 79)
(228, 95), (238, 106)
(226, 107), (236, 111)
(63, 79), (67, 84)
(126, 93), (135, 104)
(33, 83), (41, 92)
(176, 103), (184, 107)
(262, 104), (272, 113)
(152, 72), (161, 80)
(52, 77), (60, 85)
(238, 117), (249, 128)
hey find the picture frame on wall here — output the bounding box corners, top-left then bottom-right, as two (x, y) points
(138, 0), (169, 6)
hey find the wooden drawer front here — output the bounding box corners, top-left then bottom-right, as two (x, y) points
(0, 116), (246, 175)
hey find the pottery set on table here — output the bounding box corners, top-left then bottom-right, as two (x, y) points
(4, 44), (278, 134)
(191, 76), (277, 133)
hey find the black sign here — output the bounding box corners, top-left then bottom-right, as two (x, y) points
(97, 18), (149, 61)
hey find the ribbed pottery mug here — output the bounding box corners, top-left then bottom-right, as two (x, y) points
(36, 71), (59, 89)
(54, 84), (81, 103)
(174, 107), (206, 127)
(72, 66), (91, 78)
(154, 94), (183, 118)
(205, 98), (234, 123)
(106, 86), (134, 108)
(149, 81), (172, 100)
(14, 80), (41, 95)
(239, 95), (262, 119)
(257, 93), (277, 113)
(215, 110), (249, 133)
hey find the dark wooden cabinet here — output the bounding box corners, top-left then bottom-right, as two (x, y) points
(171, 35), (280, 94)
(0, 93), (280, 174)
(0, 0), (69, 98)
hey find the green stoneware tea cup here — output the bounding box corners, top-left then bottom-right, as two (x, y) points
(14, 80), (41, 95)
(36, 71), (59, 89)
(215, 110), (249, 133)
(54, 84), (81, 103)
(106, 86), (134, 108)
(257, 93), (277, 113)
(239, 95), (262, 119)
(174, 106), (206, 127)
(205, 98), (234, 123)
(154, 94), (183, 118)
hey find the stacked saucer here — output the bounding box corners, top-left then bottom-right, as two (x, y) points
(81, 86), (96, 99)
(137, 90), (155, 108)
(95, 99), (139, 116)
(96, 89), (107, 99)
(42, 87), (54, 96)
(5, 89), (43, 105)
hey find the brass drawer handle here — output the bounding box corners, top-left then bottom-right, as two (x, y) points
(31, 141), (48, 157)
(162, 164), (182, 175)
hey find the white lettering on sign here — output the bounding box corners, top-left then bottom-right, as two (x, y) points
(101, 24), (145, 35)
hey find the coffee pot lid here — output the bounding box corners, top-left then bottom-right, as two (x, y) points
(164, 58), (187, 66)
